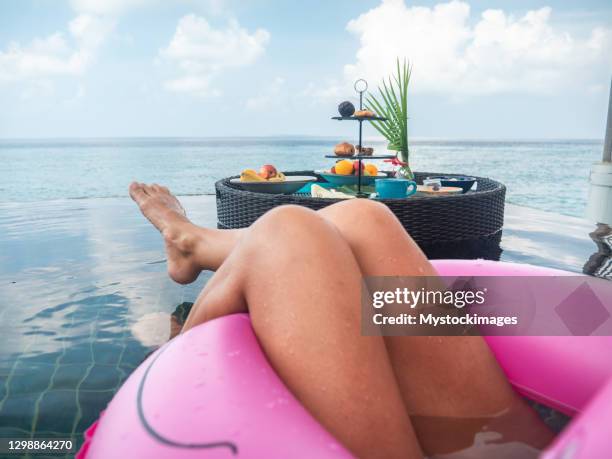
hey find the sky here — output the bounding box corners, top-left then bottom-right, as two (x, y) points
(0, 0), (611, 139)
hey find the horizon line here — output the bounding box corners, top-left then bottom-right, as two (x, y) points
(0, 135), (604, 142)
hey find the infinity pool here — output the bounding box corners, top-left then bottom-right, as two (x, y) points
(0, 196), (600, 457)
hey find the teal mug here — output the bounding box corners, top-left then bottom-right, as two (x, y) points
(375, 178), (417, 199)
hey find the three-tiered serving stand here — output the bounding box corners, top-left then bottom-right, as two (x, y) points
(326, 79), (396, 197)
(216, 76), (507, 259)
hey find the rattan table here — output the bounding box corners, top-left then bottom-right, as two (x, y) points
(215, 171), (506, 260)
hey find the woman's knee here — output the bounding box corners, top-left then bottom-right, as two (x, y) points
(326, 199), (408, 238)
(249, 205), (341, 252)
(262, 204), (317, 222)
(344, 198), (395, 219)
(255, 205), (320, 233)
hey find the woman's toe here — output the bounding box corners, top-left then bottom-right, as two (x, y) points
(129, 182), (148, 203)
(142, 184), (155, 195)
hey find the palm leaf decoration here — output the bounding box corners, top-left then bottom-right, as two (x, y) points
(366, 58), (412, 176)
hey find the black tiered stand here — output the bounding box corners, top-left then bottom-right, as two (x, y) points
(330, 79), (394, 196)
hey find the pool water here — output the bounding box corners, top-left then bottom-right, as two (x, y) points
(0, 197), (217, 458)
(0, 196), (601, 457)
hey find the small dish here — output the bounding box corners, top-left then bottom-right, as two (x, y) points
(425, 176), (476, 193)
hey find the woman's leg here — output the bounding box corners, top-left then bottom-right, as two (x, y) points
(131, 183), (422, 458)
(130, 184), (553, 456)
(311, 199), (555, 455)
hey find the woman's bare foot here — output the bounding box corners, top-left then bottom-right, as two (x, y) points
(129, 182), (204, 284)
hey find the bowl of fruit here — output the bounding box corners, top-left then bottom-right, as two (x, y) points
(317, 160), (386, 186)
(231, 165), (317, 194)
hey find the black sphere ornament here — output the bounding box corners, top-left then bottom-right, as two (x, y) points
(338, 101), (355, 117)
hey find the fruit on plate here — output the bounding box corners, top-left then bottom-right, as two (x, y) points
(240, 169), (266, 182)
(354, 109), (375, 118)
(364, 164), (378, 176)
(334, 159), (354, 175)
(266, 172), (286, 182)
(329, 160), (378, 176)
(338, 101), (355, 117)
(259, 164), (277, 179)
(352, 160), (365, 176)
(334, 142), (355, 157)
(240, 165), (286, 182)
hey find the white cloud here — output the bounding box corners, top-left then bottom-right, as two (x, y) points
(160, 14), (270, 97)
(343, 0), (612, 95)
(0, 14), (113, 82)
(0, 0), (150, 84)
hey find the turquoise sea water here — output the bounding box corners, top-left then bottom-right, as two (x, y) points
(0, 138), (602, 217)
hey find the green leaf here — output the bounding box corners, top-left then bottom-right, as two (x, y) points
(364, 57), (411, 158)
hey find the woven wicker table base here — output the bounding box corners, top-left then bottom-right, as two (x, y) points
(216, 171), (506, 260)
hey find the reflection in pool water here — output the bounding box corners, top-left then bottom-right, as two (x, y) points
(0, 196), (604, 454)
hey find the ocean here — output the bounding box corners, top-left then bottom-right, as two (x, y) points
(0, 138), (602, 218)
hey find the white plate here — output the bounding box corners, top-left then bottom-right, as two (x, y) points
(230, 176), (317, 194)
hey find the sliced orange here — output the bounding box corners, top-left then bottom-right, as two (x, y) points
(364, 164), (378, 176)
(335, 159), (354, 175)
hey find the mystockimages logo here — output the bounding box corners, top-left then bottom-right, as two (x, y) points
(361, 276), (612, 336)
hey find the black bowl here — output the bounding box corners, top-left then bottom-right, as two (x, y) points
(425, 176), (476, 193)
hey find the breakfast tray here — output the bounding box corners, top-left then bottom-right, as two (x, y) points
(215, 171), (506, 260)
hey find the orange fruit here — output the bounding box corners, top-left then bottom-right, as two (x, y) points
(334, 159), (354, 175)
(364, 164), (378, 176)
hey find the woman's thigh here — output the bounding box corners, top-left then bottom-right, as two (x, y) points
(183, 205), (422, 459)
(319, 199), (554, 454)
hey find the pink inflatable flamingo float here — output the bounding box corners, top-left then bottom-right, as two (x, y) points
(78, 260), (612, 459)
